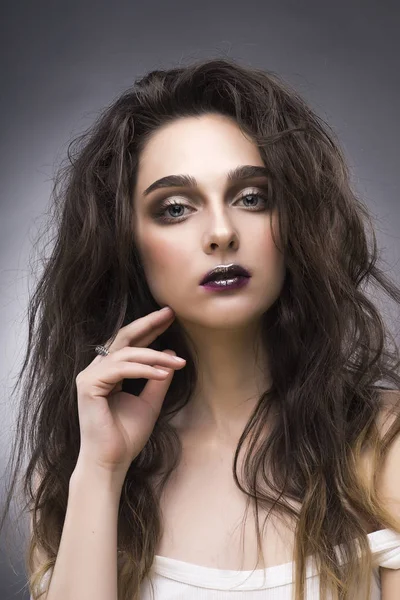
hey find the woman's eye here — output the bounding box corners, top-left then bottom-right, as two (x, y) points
(154, 190), (269, 224)
(156, 200), (192, 222)
(237, 192), (268, 209)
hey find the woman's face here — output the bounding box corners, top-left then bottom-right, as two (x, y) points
(132, 113), (286, 329)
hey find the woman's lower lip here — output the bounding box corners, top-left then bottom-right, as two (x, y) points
(200, 276), (250, 291)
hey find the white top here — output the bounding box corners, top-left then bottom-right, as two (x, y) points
(29, 528), (400, 600)
(139, 528), (400, 599)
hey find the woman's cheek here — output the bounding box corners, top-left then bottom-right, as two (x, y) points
(141, 238), (184, 296)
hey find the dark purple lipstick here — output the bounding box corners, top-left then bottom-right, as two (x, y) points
(200, 263), (251, 292)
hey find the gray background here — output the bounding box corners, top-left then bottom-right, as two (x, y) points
(0, 0), (399, 597)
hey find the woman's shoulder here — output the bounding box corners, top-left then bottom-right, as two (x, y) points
(375, 387), (400, 487)
(372, 390), (400, 600)
(353, 388), (400, 522)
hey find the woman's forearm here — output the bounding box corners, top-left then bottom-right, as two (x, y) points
(43, 461), (125, 600)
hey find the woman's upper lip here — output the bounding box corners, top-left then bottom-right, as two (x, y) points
(200, 263), (252, 285)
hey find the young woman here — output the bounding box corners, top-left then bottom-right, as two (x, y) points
(2, 57), (400, 600)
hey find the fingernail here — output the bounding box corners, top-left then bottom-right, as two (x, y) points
(160, 306), (172, 312)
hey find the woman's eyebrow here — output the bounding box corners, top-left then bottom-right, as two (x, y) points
(142, 165), (269, 197)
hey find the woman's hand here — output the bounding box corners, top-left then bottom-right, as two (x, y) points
(74, 307), (185, 477)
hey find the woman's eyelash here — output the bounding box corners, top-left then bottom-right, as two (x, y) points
(153, 190), (270, 223)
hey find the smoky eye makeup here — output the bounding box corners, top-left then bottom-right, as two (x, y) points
(148, 186), (272, 224)
(146, 180), (271, 207)
(146, 190), (200, 212)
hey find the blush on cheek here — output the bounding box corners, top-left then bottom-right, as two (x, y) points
(150, 233), (184, 266)
(149, 245), (179, 272)
(140, 239), (184, 297)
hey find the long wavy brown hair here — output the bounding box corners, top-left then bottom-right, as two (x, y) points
(2, 56), (400, 600)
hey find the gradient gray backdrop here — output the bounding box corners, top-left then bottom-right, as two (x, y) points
(1, 0), (399, 597)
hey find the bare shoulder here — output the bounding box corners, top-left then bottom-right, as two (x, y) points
(369, 388), (400, 495)
(373, 389), (400, 598)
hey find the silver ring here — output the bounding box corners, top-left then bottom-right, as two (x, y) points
(95, 344), (110, 356)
